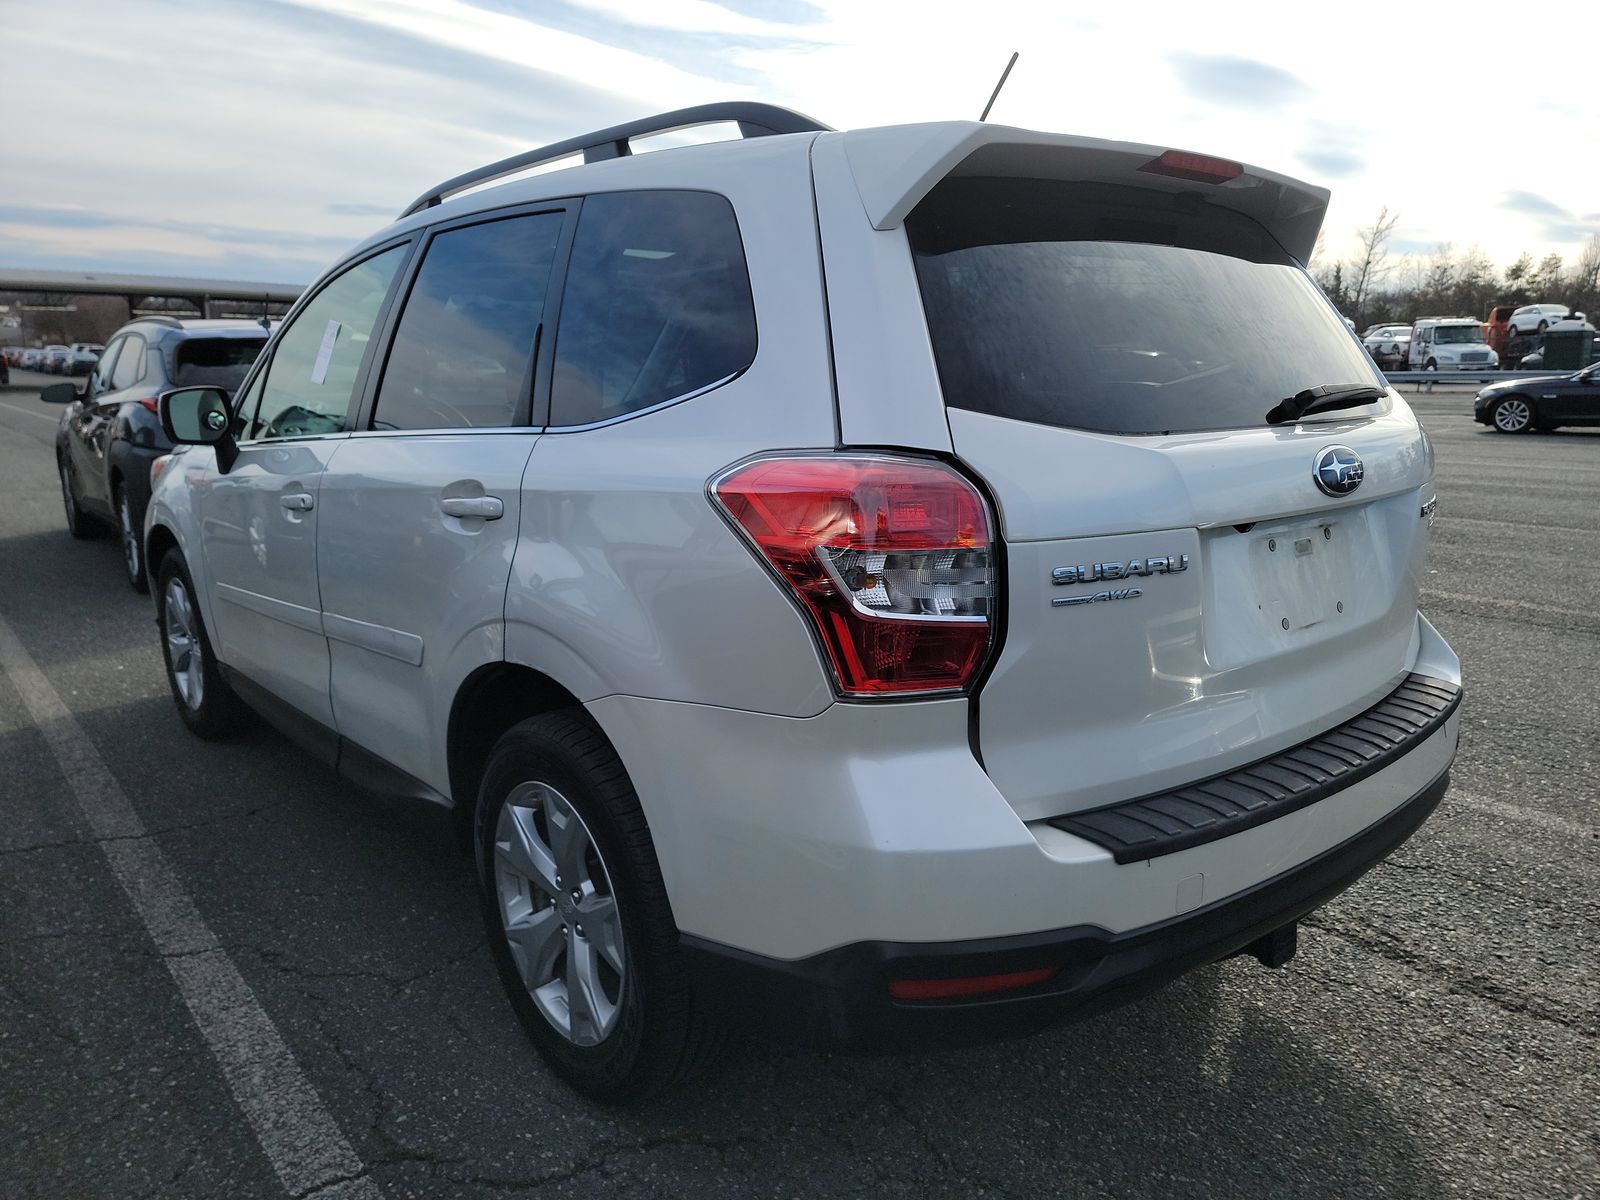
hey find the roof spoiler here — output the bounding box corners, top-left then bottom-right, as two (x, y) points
(838, 121), (1330, 264)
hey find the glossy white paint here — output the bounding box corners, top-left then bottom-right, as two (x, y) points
(507, 378), (836, 718)
(810, 135), (954, 453)
(186, 436), (345, 727)
(946, 401), (1436, 821)
(316, 432), (540, 794)
(588, 613), (1458, 959)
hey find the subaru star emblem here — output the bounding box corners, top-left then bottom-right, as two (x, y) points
(1313, 445), (1364, 497)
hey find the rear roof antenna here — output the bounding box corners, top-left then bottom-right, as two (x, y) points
(979, 51), (1019, 122)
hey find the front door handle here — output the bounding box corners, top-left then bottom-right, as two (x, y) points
(440, 496), (504, 520)
(280, 492), (315, 512)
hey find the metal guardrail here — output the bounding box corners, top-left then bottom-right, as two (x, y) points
(1382, 368), (1575, 391)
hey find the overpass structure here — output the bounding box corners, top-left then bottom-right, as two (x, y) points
(0, 268), (305, 338)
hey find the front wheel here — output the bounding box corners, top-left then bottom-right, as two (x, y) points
(115, 483), (148, 593)
(1491, 395), (1535, 433)
(476, 711), (715, 1102)
(156, 551), (246, 738)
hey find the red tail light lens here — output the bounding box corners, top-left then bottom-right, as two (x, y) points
(138, 396), (160, 413)
(1139, 149), (1244, 185)
(713, 454), (996, 697)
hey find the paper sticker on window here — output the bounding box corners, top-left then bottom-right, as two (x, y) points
(310, 320), (341, 385)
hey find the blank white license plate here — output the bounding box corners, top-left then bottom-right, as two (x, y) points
(1250, 522), (1353, 631)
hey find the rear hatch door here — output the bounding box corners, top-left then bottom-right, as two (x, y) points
(900, 162), (1432, 822)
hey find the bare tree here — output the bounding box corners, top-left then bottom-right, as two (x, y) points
(1422, 244), (1457, 310)
(1347, 206), (1400, 325)
(1504, 251), (1529, 300)
(1528, 253), (1565, 300)
(1571, 235), (1600, 314)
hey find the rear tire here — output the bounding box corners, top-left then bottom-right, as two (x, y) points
(1490, 395), (1535, 434)
(476, 711), (715, 1103)
(156, 550), (246, 738)
(115, 483), (148, 594)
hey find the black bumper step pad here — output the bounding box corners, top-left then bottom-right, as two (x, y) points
(1048, 674), (1461, 864)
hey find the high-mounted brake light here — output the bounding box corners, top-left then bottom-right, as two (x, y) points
(1139, 149), (1244, 185)
(712, 454), (997, 697)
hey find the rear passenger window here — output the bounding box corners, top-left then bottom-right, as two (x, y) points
(373, 211), (562, 431)
(111, 335), (146, 390)
(550, 190), (755, 427)
(250, 245), (406, 441)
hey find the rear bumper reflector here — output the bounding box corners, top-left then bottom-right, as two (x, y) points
(1049, 673), (1462, 864)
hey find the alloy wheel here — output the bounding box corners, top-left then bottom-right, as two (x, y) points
(493, 782), (626, 1047)
(163, 578), (205, 710)
(59, 461), (78, 529)
(1493, 398), (1532, 433)
(119, 491), (141, 583)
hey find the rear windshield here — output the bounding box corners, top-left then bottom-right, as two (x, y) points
(907, 178), (1383, 435)
(173, 336), (267, 392)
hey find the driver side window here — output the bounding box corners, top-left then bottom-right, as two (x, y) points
(248, 245), (407, 441)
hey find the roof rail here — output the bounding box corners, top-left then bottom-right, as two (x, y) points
(128, 314), (186, 329)
(399, 102), (831, 219)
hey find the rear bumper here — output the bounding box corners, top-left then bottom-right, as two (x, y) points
(682, 766), (1450, 1050)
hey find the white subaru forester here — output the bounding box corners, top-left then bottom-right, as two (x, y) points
(145, 104), (1460, 1101)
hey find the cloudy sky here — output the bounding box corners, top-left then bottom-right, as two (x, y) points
(1, 0), (1592, 286)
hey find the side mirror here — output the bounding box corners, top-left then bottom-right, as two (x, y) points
(159, 387), (238, 472)
(40, 382), (80, 404)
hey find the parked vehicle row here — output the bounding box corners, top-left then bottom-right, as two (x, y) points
(1357, 302), (1592, 372)
(39, 105), (1462, 1103)
(41, 317), (269, 591)
(3, 342), (104, 373)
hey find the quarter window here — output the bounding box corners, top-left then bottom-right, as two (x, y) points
(372, 212), (562, 431)
(550, 190), (756, 427)
(111, 334), (146, 390)
(249, 245), (406, 440)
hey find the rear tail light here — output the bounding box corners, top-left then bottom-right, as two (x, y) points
(712, 454), (997, 697)
(138, 396), (160, 413)
(149, 454), (173, 489)
(1139, 149), (1244, 185)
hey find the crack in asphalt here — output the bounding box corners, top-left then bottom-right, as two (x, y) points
(0, 800), (296, 859)
(1303, 917), (1596, 1037)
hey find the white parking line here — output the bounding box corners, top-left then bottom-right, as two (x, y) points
(1451, 791), (1596, 841)
(1422, 589), (1600, 627)
(0, 398), (64, 425)
(0, 613), (383, 1200)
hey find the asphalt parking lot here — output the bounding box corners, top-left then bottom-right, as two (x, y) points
(1, 384), (1595, 1199)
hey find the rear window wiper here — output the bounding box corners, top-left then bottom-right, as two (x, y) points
(1265, 384), (1386, 425)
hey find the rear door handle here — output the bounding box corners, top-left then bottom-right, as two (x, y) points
(440, 496), (504, 520)
(280, 492), (315, 511)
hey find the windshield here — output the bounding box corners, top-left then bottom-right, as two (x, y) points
(1432, 325), (1483, 345)
(908, 178), (1382, 435)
